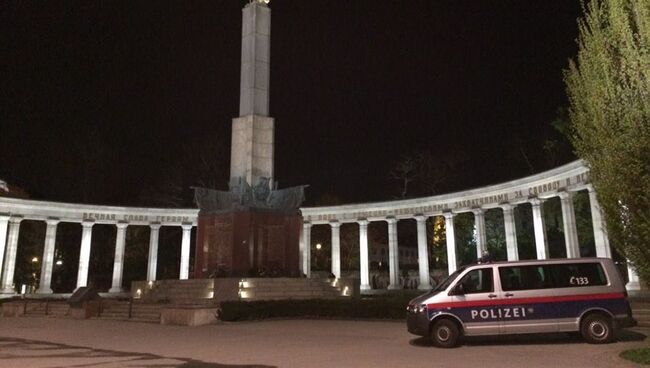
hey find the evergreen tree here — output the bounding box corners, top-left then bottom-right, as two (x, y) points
(565, 0), (650, 282)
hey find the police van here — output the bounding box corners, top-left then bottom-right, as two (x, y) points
(407, 258), (636, 347)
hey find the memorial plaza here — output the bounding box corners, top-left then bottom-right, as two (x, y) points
(0, 0), (643, 297)
(1, 1), (649, 367)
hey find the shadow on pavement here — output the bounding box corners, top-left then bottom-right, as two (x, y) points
(408, 337), (434, 348)
(0, 337), (276, 368)
(409, 329), (647, 348)
(617, 329), (647, 342)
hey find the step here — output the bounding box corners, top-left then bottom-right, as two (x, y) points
(168, 299), (214, 305)
(96, 316), (159, 323)
(132, 309), (162, 314)
(247, 282), (335, 288)
(245, 289), (340, 295)
(240, 288), (340, 295)
(242, 295), (346, 301)
(102, 305), (130, 310)
(99, 313), (128, 318)
(98, 312), (160, 320)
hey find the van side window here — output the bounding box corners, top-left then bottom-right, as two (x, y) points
(548, 263), (608, 288)
(499, 263), (608, 291)
(499, 266), (549, 291)
(457, 268), (493, 294)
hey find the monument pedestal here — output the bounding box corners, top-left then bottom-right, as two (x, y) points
(194, 209), (302, 278)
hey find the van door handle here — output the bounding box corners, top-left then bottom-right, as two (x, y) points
(488, 294), (497, 298)
(505, 293), (514, 297)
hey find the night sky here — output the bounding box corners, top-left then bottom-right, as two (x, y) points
(1, 0), (581, 207)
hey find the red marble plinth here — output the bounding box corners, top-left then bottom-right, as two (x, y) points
(194, 210), (302, 278)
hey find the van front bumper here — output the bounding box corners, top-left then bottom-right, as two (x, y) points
(406, 310), (430, 337)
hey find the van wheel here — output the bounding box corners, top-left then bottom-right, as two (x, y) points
(430, 319), (460, 348)
(581, 313), (614, 344)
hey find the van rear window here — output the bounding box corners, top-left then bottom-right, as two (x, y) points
(547, 263), (608, 288)
(499, 263), (608, 291)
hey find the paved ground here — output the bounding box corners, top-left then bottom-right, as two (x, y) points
(0, 317), (647, 368)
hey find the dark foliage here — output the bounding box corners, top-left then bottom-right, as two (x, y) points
(219, 295), (416, 321)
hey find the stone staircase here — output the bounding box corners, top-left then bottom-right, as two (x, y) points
(239, 278), (346, 301)
(631, 301), (650, 328)
(22, 301), (70, 317)
(98, 300), (162, 322)
(132, 279), (215, 305)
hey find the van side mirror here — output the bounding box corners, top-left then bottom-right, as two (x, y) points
(449, 283), (465, 296)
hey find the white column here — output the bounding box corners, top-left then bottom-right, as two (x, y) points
(472, 208), (487, 258)
(386, 217), (400, 289)
(109, 222), (128, 292)
(330, 221), (341, 278)
(0, 214), (10, 284)
(36, 218), (59, 294)
(1, 216), (22, 294)
(179, 223), (192, 280)
(559, 191), (580, 258)
(530, 198), (549, 259)
(298, 224), (305, 275)
(587, 186), (612, 258)
(302, 222), (312, 278)
(501, 204), (519, 261)
(415, 215), (431, 290)
(358, 219), (370, 290)
(444, 212), (457, 274)
(147, 223), (161, 281)
(627, 261), (641, 291)
(76, 220), (94, 289)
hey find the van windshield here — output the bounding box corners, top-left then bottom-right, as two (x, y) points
(433, 266), (467, 292)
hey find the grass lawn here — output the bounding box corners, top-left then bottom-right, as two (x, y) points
(620, 348), (650, 365)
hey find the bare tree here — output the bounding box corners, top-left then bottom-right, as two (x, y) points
(390, 154), (417, 198)
(139, 134), (228, 207)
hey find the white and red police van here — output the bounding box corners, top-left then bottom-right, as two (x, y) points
(407, 258), (636, 347)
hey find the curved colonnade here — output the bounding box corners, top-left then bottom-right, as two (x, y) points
(0, 200), (197, 295)
(0, 160), (641, 295)
(301, 160), (641, 291)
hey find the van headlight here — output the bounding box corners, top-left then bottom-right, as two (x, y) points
(408, 304), (427, 313)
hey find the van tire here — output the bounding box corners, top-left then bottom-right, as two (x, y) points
(430, 319), (460, 348)
(581, 313), (614, 344)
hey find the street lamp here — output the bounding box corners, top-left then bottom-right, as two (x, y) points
(315, 243), (322, 270)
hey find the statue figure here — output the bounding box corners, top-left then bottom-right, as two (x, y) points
(253, 177), (271, 204)
(193, 176), (307, 214)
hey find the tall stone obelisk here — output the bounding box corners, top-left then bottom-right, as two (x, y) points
(230, 0), (274, 188)
(193, 1), (304, 279)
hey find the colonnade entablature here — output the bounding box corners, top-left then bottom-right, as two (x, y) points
(301, 160), (590, 225)
(0, 197), (199, 227)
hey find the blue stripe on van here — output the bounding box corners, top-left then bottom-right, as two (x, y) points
(427, 293), (626, 323)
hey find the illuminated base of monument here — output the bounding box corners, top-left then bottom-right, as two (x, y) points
(194, 209), (302, 278)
